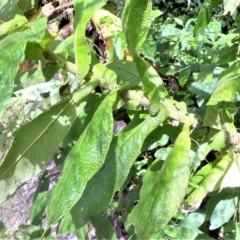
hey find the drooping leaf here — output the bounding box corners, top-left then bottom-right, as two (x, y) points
(73, 0), (107, 80)
(129, 124), (192, 239)
(58, 106), (169, 234)
(46, 91), (117, 226)
(0, 80), (98, 205)
(0, 16), (47, 118)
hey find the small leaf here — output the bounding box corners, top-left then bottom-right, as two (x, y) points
(30, 171), (49, 226)
(194, 7), (212, 36)
(90, 214), (118, 240)
(207, 67), (240, 105)
(210, 197), (237, 230)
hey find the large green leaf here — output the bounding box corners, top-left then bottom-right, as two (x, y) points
(0, 16), (47, 118)
(46, 91), (117, 225)
(0, 0), (26, 22)
(129, 124), (191, 239)
(58, 106), (169, 234)
(0, 80), (98, 205)
(122, 0), (161, 114)
(73, 0), (107, 80)
(207, 68), (240, 105)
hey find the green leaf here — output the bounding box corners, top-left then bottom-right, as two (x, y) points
(0, 16), (47, 118)
(73, 0), (107, 80)
(58, 106), (169, 234)
(90, 214), (118, 240)
(129, 124), (192, 239)
(122, 0), (152, 58)
(207, 67), (240, 105)
(92, 63), (117, 90)
(160, 27), (184, 38)
(179, 212), (206, 234)
(183, 154), (233, 212)
(0, 0), (26, 22)
(30, 171), (49, 226)
(210, 197), (237, 230)
(75, 224), (89, 240)
(0, 81), (97, 205)
(46, 91), (117, 226)
(122, 0), (160, 114)
(194, 7), (212, 36)
(106, 60), (140, 89)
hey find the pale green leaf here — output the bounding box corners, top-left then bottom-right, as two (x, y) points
(207, 68), (240, 105)
(73, 0), (107, 80)
(210, 197), (237, 230)
(194, 7), (211, 36)
(129, 124), (191, 239)
(183, 154), (233, 213)
(46, 91), (117, 225)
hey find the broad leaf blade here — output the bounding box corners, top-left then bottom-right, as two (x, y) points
(58, 106), (169, 234)
(0, 17), (47, 118)
(129, 124), (191, 239)
(73, 0), (107, 80)
(207, 68), (240, 105)
(46, 91), (117, 225)
(0, 81), (97, 205)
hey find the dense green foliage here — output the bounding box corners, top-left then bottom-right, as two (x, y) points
(1, 0), (240, 239)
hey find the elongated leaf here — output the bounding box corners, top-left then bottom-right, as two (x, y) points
(129, 124), (191, 239)
(46, 91), (117, 225)
(0, 81), (98, 205)
(122, 0), (160, 114)
(58, 106), (169, 234)
(0, 16), (47, 118)
(183, 154), (233, 213)
(207, 68), (240, 105)
(73, 0), (107, 80)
